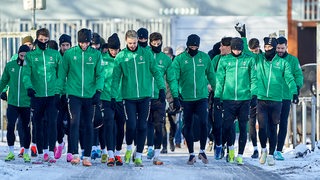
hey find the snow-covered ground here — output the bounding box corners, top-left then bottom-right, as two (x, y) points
(0, 139), (320, 180)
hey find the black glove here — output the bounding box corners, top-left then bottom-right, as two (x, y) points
(110, 98), (116, 110)
(214, 98), (223, 110)
(297, 86), (300, 96)
(250, 95), (257, 108)
(173, 97), (181, 112)
(209, 91), (214, 108)
(54, 94), (61, 110)
(158, 89), (166, 103)
(92, 90), (101, 105)
(1, 92), (7, 101)
(292, 94), (299, 104)
(27, 88), (36, 98)
(235, 23), (246, 38)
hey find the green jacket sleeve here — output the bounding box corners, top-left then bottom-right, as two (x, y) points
(249, 57), (257, 96)
(292, 56), (304, 88)
(22, 53), (33, 90)
(0, 64), (10, 92)
(149, 52), (165, 90)
(56, 53), (69, 94)
(168, 58), (180, 98)
(206, 57), (215, 90)
(95, 53), (104, 91)
(110, 55), (122, 99)
(283, 61), (298, 95)
(214, 58), (226, 99)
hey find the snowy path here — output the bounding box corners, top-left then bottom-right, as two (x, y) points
(1, 141), (320, 179)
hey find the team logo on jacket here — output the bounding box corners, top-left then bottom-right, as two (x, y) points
(199, 59), (202, 63)
(185, 60), (188, 64)
(140, 56), (143, 61)
(159, 60), (162, 64)
(50, 57), (53, 61)
(89, 57), (92, 61)
(125, 58), (129, 62)
(73, 56), (77, 60)
(35, 58), (39, 61)
(11, 68), (15, 72)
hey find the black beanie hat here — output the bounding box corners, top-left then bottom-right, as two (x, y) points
(92, 33), (101, 45)
(263, 37), (277, 48)
(18, 45), (30, 54)
(231, 37), (244, 51)
(186, 34), (200, 47)
(78, 28), (92, 43)
(212, 42), (221, 54)
(248, 38), (260, 49)
(137, 28), (148, 39)
(59, 34), (71, 46)
(277, 36), (287, 45)
(221, 37), (232, 46)
(107, 33), (121, 49)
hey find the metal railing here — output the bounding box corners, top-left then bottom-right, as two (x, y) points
(290, 96), (317, 150)
(293, 0), (320, 21)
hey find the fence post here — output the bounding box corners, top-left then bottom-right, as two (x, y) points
(292, 103), (297, 148)
(302, 98), (307, 144)
(311, 96), (316, 150)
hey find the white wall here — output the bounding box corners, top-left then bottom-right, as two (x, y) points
(171, 16), (287, 53)
(0, 0), (287, 19)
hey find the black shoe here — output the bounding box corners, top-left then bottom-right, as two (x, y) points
(220, 146), (226, 159)
(169, 138), (175, 152)
(187, 155), (196, 165)
(251, 150), (259, 159)
(198, 152), (208, 164)
(160, 148), (168, 154)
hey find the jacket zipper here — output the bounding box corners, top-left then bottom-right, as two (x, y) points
(235, 58), (238, 100)
(133, 54), (139, 98)
(43, 51), (48, 97)
(82, 51), (84, 97)
(18, 66), (22, 107)
(152, 53), (156, 98)
(192, 57), (196, 98)
(267, 63), (272, 97)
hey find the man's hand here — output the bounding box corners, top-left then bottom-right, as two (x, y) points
(1, 92), (7, 101)
(214, 98), (223, 110)
(173, 98), (181, 112)
(158, 89), (166, 103)
(235, 23), (246, 38)
(292, 94), (299, 104)
(92, 90), (101, 105)
(27, 88), (36, 98)
(250, 95), (257, 108)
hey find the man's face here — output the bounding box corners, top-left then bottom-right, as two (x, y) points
(79, 42), (90, 51)
(276, 43), (287, 57)
(220, 44), (231, 55)
(108, 48), (120, 57)
(249, 47), (260, 54)
(91, 43), (100, 50)
(60, 42), (71, 54)
(18, 52), (27, 61)
(150, 39), (161, 47)
(126, 37), (138, 51)
(138, 38), (148, 43)
(23, 42), (34, 50)
(37, 35), (49, 43)
(264, 44), (273, 51)
(188, 46), (198, 50)
(232, 49), (242, 55)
